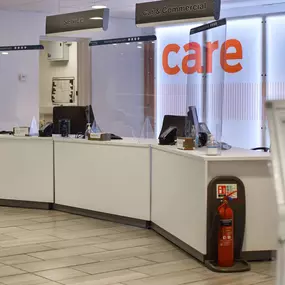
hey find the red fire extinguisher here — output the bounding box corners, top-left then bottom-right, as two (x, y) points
(218, 191), (236, 267)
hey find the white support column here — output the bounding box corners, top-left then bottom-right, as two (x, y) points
(77, 38), (92, 106)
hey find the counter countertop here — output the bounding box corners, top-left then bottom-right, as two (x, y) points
(0, 135), (52, 142)
(0, 135), (270, 161)
(152, 144), (270, 161)
(53, 136), (155, 148)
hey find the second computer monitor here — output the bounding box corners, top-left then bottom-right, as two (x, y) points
(53, 106), (88, 135)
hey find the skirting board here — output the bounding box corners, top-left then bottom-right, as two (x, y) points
(151, 222), (276, 263)
(53, 204), (151, 229)
(0, 199), (52, 210)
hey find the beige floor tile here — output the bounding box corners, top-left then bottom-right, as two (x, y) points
(35, 281), (60, 285)
(122, 270), (210, 285)
(20, 220), (80, 231)
(250, 261), (276, 277)
(83, 246), (162, 262)
(183, 272), (272, 285)
(73, 257), (153, 275)
(112, 225), (146, 233)
(0, 273), (51, 285)
(60, 269), (147, 285)
(14, 256), (95, 272)
(0, 254), (41, 265)
(0, 207), (277, 285)
(35, 268), (88, 281)
(62, 221), (118, 231)
(0, 235), (60, 248)
(0, 235), (16, 242)
(29, 245), (105, 260)
(104, 230), (156, 241)
(132, 259), (202, 276)
(43, 236), (110, 249)
(0, 245), (51, 257)
(95, 237), (166, 251)
(0, 266), (25, 278)
(142, 243), (177, 252)
(7, 228), (72, 239)
(20, 223), (62, 231)
(49, 228), (119, 240)
(0, 227), (30, 234)
(0, 220), (39, 228)
(30, 215), (82, 223)
(138, 250), (190, 263)
(256, 279), (276, 285)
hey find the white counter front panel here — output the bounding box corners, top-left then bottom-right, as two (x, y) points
(54, 139), (151, 220)
(151, 148), (207, 255)
(0, 136), (53, 202)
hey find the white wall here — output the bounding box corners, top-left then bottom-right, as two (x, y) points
(39, 40), (78, 119)
(0, 10), (45, 130)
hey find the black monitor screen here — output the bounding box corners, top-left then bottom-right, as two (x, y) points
(85, 105), (95, 126)
(159, 115), (187, 138)
(53, 106), (87, 135)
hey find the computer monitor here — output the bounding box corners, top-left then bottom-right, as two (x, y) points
(159, 115), (187, 138)
(85, 105), (95, 126)
(188, 106), (200, 132)
(53, 106), (88, 135)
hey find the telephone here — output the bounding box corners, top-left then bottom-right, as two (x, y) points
(39, 122), (53, 137)
(159, 126), (177, 145)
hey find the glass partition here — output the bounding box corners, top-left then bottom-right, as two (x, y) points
(0, 46), (42, 133)
(186, 19), (227, 152)
(91, 36), (156, 141)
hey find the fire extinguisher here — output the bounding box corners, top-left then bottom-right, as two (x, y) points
(217, 191), (236, 267)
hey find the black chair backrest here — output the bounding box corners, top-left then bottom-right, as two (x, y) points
(251, 147), (270, 152)
(159, 115), (186, 138)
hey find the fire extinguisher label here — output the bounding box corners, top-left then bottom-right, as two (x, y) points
(220, 219), (232, 227)
(220, 223), (233, 247)
(216, 184), (238, 199)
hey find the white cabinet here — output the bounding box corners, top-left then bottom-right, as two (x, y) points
(47, 41), (69, 61)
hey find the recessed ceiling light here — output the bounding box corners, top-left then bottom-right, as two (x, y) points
(125, 43), (130, 45)
(113, 44), (117, 46)
(92, 5), (107, 9)
(90, 17), (103, 20)
(137, 46), (142, 49)
(2, 52), (8, 55)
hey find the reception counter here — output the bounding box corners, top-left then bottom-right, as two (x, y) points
(151, 145), (278, 262)
(0, 136), (53, 208)
(0, 135), (277, 262)
(53, 137), (151, 226)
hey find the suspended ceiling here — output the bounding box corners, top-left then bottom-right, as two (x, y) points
(0, 0), (284, 18)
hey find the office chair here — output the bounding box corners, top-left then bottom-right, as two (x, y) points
(251, 147), (270, 152)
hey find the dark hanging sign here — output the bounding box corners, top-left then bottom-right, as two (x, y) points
(0, 45), (44, 52)
(46, 9), (109, 35)
(89, 35), (157, 46)
(190, 18), (226, 35)
(136, 0), (221, 27)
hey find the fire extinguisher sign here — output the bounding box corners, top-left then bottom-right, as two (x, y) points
(216, 184), (238, 199)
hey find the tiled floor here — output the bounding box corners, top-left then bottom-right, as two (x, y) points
(0, 207), (276, 285)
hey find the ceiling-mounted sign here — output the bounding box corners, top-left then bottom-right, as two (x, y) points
(136, 0), (221, 27)
(0, 45), (44, 52)
(89, 35), (157, 46)
(46, 9), (109, 35)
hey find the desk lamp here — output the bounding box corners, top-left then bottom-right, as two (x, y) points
(266, 100), (285, 284)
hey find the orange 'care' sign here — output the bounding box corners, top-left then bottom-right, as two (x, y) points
(162, 39), (243, 75)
